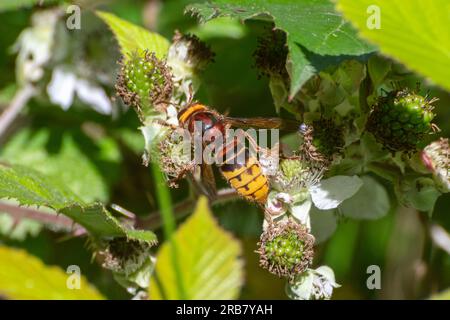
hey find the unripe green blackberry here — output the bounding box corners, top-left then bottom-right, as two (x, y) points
(367, 88), (436, 153)
(265, 233), (304, 269)
(257, 219), (314, 281)
(116, 51), (172, 119)
(299, 119), (345, 165)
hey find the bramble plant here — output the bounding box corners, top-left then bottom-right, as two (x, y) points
(0, 0), (449, 301)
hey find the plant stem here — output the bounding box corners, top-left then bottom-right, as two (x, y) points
(417, 211), (434, 298)
(0, 201), (83, 231)
(0, 84), (35, 138)
(150, 162), (187, 299)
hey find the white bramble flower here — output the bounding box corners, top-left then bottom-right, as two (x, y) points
(167, 31), (214, 77)
(13, 9), (61, 84)
(287, 266), (340, 300)
(267, 158), (363, 229)
(166, 31), (214, 103)
(139, 117), (170, 166)
(47, 66), (112, 114)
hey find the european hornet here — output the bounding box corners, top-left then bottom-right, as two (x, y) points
(176, 103), (300, 205)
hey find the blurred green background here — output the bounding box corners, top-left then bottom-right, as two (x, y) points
(0, 0), (449, 300)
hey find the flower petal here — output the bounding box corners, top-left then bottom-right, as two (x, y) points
(47, 67), (76, 110)
(310, 206), (337, 243)
(291, 199), (312, 228)
(310, 175), (363, 210)
(287, 271), (314, 300)
(75, 79), (112, 114)
(314, 266), (339, 287)
(340, 175), (390, 220)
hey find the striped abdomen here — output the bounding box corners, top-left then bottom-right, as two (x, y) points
(219, 139), (269, 204)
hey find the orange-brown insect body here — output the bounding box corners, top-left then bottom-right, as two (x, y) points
(178, 103), (269, 204)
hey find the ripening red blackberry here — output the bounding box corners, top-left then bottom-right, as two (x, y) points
(366, 88), (437, 153)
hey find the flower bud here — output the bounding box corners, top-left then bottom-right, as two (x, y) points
(98, 238), (155, 292)
(157, 128), (193, 186)
(422, 138), (450, 192)
(265, 192), (293, 216)
(99, 238), (153, 275)
(166, 31), (214, 101)
(168, 31), (214, 73)
(287, 266), (340, 300)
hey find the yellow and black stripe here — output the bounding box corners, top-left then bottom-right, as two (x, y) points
(220, 150), (269, 204)
(178, 103), (208, 125)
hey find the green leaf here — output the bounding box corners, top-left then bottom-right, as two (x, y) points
(188, 17), (247, 40)
(188, 0), (372, 55)
(0, 128), (121, 203)
(297, 58), (367, 117)
(115, 128), (145, 155)
(310, 175), (364, 210)
(149, 197), (244, 299)
(286, 43), (316, 100)
(187, 0), (374, 96)
(0, 164), (82, 209)
(340, 176), (390, 219)
(59, 203), (124, 238)
(310, 206), (337, 243)
(0, 83), (16, 105)
(0, 164), (157, 243)
(336, 0), (450, 91)
(126, 229), (160, 244)
(395, 176), (442, 213)
(367, 55), (392, 88)
(0, 0), (58, 12)
(0, 246), (104, 299)
(96, 11), (170, 60)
